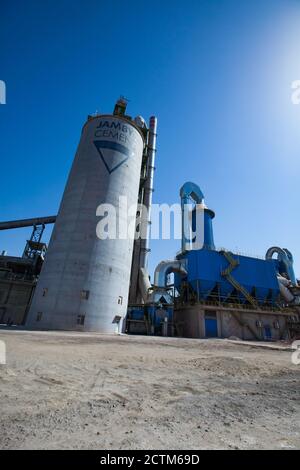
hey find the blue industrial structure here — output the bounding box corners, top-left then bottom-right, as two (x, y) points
(126, 181), (300, 338)
(127, 305), (173, 335)
(173, 181), (298, 308)
(176, 249), (281, 306)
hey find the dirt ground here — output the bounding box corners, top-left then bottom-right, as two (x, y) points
(0, 330), (299, 450)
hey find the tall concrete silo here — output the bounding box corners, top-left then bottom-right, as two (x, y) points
(26, 100), (145, 333)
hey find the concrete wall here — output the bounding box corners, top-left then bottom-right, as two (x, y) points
(0, 279), (35, 325)
(174, 305), (290, 341)
(174, 307), (205, 337)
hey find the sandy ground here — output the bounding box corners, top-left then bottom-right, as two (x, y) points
(0, 330), (299, 450)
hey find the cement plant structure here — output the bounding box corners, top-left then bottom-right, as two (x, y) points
(0, 99), (299, 341)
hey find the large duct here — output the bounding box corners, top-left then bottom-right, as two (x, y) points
(27, 106), (144, 333)
(266, 246), (296, 285)
(138, 267), (152, 303)
(154, 259), (187, 288)
(139, 116), (157, 269)
(0, 216), (56, 231)
(278, 277), (295, 303)
(128, 116), (157, 304)
(180, 182), (215, 252)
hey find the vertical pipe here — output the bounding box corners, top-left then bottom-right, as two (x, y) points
(139, 116), (157, 269)
(181, 195), (190, 253)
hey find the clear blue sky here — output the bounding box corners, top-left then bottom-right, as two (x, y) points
(0, 0), (300, 279)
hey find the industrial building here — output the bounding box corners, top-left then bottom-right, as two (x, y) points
(0, 99), (299, 341)
(127, 182), (300, 341)
(0, 217), (53, 326)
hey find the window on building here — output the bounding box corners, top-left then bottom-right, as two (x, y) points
(36, 312), (43, 322)
(118, 296), (123, 305)
(81, 290), (89, 300)
(42, 288), (48, 297)
(77, 314), (85, 325)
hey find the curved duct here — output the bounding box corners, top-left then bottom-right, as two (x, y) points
(137, 266), (176, 304)
(266, 246), (299, 304)
(180, 181), (215, 252)
(180, 181), (204, 204)
(154, 259), (187, 288)
(266, 246), (296, 285)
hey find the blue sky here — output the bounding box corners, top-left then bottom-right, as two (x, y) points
(0, 0), (300, 279)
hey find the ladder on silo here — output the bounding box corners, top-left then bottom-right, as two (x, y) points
(220, 250), (258, 309)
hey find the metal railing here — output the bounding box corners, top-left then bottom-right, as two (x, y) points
(174, 281), (282, 312)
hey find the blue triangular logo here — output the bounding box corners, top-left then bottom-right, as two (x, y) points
(94, 140), (131, 174)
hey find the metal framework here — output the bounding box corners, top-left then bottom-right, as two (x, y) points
(22, 224), (47, 259)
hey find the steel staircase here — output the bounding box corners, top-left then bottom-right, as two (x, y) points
(220, 250), (258, 308)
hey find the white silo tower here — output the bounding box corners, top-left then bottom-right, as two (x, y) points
(26, 99), (145, 333)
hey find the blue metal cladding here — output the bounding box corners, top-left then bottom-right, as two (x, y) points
(128, 306), (173, 328)
(203, 210), (215, 250)
(191, 208), (215, 250)
(178, 249), (280, 305)
(129, 308), (144, 321)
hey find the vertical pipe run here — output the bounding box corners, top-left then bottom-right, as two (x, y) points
(181, 195), (190, 253)
(139, 116), (157, 269)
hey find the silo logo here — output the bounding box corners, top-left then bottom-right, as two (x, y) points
(0, 80), (6, 105)
(94, 140), (131, 174)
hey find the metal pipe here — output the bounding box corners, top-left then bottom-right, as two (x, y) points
(139, 116), (157, 269)
(138, 267), (152, 303)
(154, 259), (187, 288)
(278, 277), (294, 303)
(266, 246), (296, 285)
(180, 181), (215, 252)
(0, 216), (57, 231)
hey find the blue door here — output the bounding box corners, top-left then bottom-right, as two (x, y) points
(264, 325), (272, 340)
(205, 318), (218, 338)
